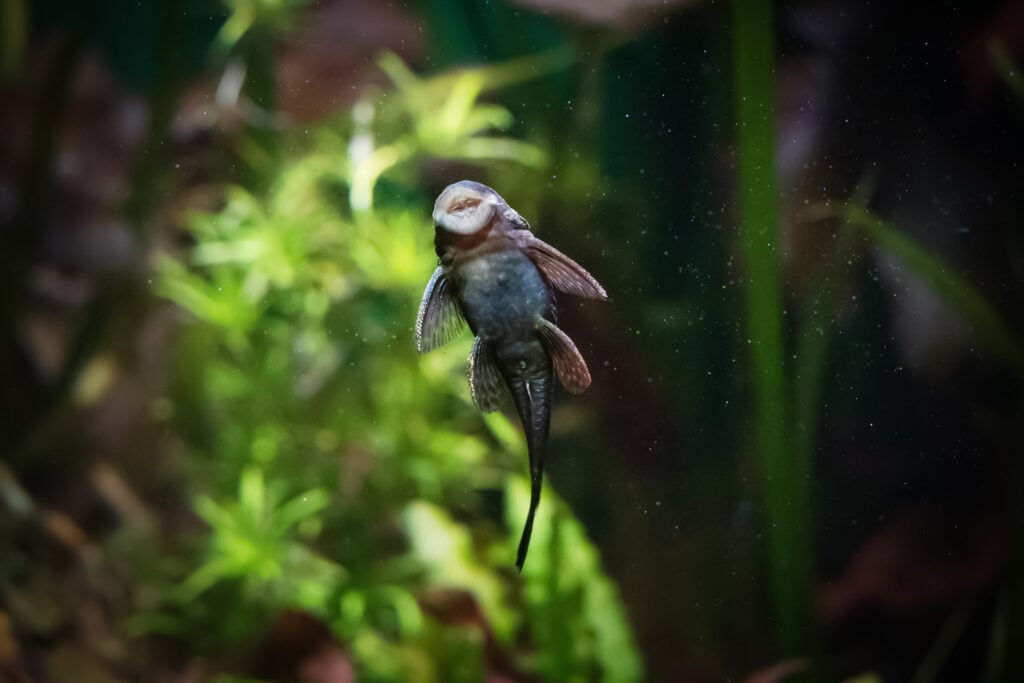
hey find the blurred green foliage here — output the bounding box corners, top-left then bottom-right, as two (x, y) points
(216, 0), (311, 51)
(1, 0), (28, 78)
(349, 53), (548, 211)
(150, 53), (642, 682)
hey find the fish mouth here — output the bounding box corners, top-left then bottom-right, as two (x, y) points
(447, 197), (482, 212)
(432, 181), (497, 234)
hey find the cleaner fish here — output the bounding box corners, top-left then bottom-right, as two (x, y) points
(416, 180), (606, 570)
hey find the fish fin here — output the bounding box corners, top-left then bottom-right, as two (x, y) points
(467, 338), (506, 412)
(520, 234), (607, 300)
(516, 486), (540, 571)
(537, 319), (592, 394)
(507, 375), (551, 571)
(415, 267), (466, 353)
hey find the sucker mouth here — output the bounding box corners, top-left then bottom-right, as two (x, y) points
(432, 181), (501, 234)
(449, 198), (481, 213)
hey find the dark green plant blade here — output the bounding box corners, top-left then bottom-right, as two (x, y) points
(844, 204), (1024, 377)
(732, 0), (815, 659)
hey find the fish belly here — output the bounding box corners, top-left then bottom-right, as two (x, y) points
(457, 251), (550, 344)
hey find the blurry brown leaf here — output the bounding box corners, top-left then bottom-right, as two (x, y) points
(339, 445), (374, 498)
(247, 610), (339, 681)
(89, 460), (156, 534)
(45, 642), (126, 683)
(298, 645), (356, 683)
(276, 0), (423, 122)
(0, 613), (32, 683)
(418, 589), (526, 683)
(0, 610), (24, 668)
(743, 658), (807, 683)
(38, 507), (93, 556)
(5, 569), (73, 636)
(418, 587), (488, 628)
(819, 508), (1004, 623)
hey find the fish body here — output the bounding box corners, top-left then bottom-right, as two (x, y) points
(416, 180), (606, 570)
(453, 246), (553, 342)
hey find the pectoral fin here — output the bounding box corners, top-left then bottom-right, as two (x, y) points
(521, 234), (607, 300)
(537, 319), (592, 394)
(467, 337), (506, 412)
(416, 267), (466, 353)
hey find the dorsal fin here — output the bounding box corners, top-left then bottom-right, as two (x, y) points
(536, 319), (591, 394)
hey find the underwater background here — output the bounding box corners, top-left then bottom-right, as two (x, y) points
(1, 0), (1023, 681)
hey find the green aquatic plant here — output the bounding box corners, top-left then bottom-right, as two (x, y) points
(796, 189), (1024, 680)
(348, 53), (548, 212)
(507, 477), (643, 683)
(180, 466), (335, 604)
(216, 0), (312, 52)
(988, 40), (1024, 110)
(840, 203), (1024, 376)
(820, 196), (1024, 683)
(0, 0), (27, 78)
(150, 53), (642, 681)
(732, 0), (815, 660)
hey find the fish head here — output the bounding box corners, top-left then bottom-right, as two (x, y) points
(432, 180), (501, 235)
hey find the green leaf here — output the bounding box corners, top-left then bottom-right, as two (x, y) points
(403, 501), (517, 644)
(272, 488), (330, 534)
(507, 478), (644, 682)
(845, 204), (1024, 376)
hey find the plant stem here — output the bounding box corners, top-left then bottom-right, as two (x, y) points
(732, 0), (814, 658)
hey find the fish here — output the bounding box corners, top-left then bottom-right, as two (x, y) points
(416, 180), (607, 570)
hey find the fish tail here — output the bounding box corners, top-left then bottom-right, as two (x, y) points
(508, 373), (552, 572)
(516, 477), (541, 571)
